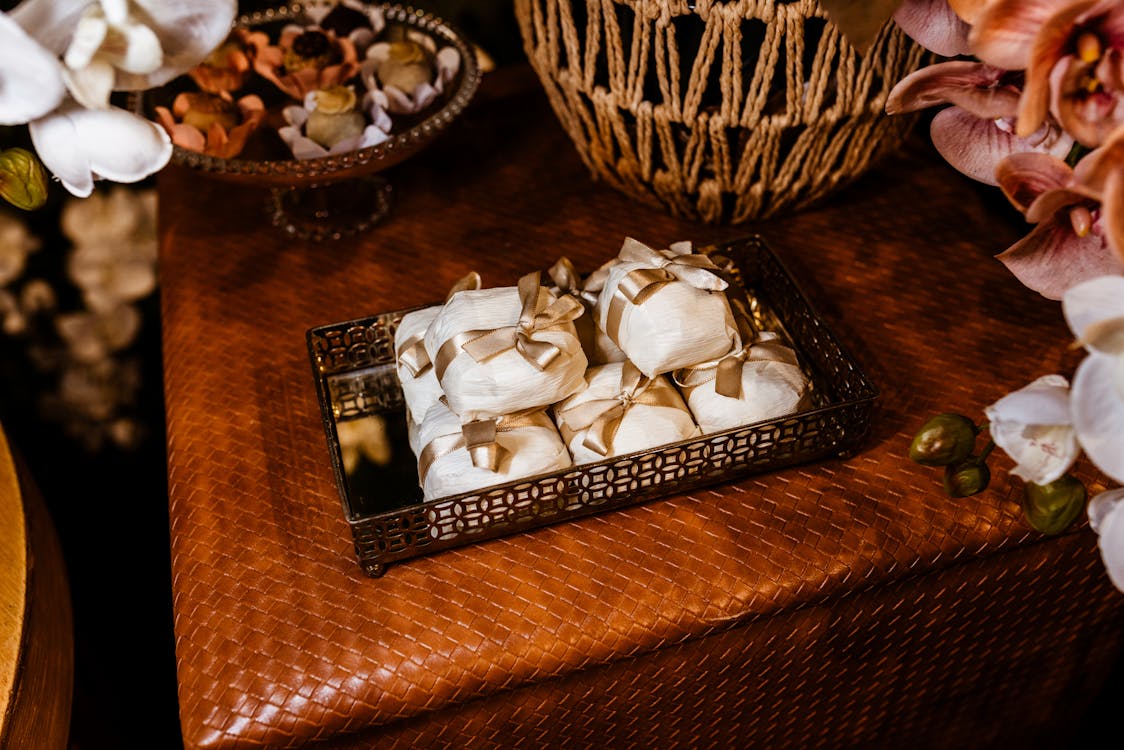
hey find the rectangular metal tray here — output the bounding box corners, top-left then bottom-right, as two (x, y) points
(307, 235), (879, 576)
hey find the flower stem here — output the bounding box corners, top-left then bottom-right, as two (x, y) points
(978, 438), (996, 463)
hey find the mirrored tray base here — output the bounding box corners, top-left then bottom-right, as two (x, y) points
(307, 235), (879, 577)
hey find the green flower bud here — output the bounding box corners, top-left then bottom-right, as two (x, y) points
(910, 413), (978, 466)
(1023, 474), (1086, 535)
(0, 148), (48, 210)
(943, 458), (990, 498)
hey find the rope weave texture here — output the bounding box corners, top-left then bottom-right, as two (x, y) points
(516, 0), (928, 223)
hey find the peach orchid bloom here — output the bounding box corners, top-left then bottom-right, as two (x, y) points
(155, 92), (266, 159)
(972, 0), (1124, 145)
(887, 60), (1074, 184)
(993, 144), (1124, 299)
(252, 25), (360, 102)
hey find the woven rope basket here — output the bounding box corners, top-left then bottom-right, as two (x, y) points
(515, 0), (928, 223)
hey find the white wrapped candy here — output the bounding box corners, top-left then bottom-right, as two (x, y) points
(394, 305), (444, 430)
(426, 271), (588, 420)
(595, 238), (739, 377)
(674, 331), (810, 433)
(393, 272), (482, 435)
(416, 400), (572, 501)
(554, 361), (699, 465)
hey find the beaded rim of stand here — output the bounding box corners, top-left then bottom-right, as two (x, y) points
(515, 0), (927, 223)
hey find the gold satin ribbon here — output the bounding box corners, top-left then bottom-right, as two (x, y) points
(433, 271), (584, 381)
(673, 335), (800, 399)
(416, 410), (550, 485)
(396, 271), (483, 379)
(557, 362), (683, 456)
(605, 238), (729, 342)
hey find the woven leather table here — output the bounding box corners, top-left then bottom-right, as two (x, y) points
(158, 67), (1124, 749)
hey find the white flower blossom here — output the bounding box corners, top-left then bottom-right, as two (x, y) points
(983, 374), (1080, 485)
(0, 0), (235, 197)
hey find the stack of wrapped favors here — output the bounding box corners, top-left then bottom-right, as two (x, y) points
(393, 238), (812, 502)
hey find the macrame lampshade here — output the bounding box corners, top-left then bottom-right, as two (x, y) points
(515, 0), (927, 223)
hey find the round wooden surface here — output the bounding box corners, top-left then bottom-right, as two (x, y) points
(0, 423), (73, 750)
(0, 425), (27, 741)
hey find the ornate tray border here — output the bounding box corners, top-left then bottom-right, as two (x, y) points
(307, 235), (879, 576)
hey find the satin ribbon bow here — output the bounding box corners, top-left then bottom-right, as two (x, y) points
(615, 237), (728, 305)
(606, 238), (729, 342)
(557, 362), (682, 456)
(416, 410), (548, 484)
(434, 271), (584, 381)
(396, 271), (482, 379)
(674, 332), (798, 399)
(547, 257), (599, 306)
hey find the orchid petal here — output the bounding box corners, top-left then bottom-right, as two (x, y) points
(1094, 489), (1124, 592)
(113, 0), (237, 90)
(0, 13), (66, 125)
(9, 0), (91, 56)
(886, 61), (1018, 118)
(1088, 487), (1124, 533)
(947, 0), (989, 24)
(997, 217), (1124, 300)
(1103, 168), (1124, 263)
(64, 13), (108, 71)
(930, 107), (1073, 186)
(30, 103), (172, 197)
(984, 374), (1079, 485)
(1063, 275), (1124, 346)
(970, 0), (1074, 71)
(1017, 2), (1097, 137)
(1073, 353), (1124, 484)
(110, 18), (163, 75)
(63, 59), (116, 110)
(892, 0), (972, 57)
(995, 151), (1075, 213)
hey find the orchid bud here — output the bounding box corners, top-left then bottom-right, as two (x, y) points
(1023, 474), (1086, 535)
(943, 458), (990, 498)
(910, 413), (977, 466)
(0, 148), (48, 211)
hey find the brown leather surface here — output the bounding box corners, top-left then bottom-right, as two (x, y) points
(159, 69), (1124, 749)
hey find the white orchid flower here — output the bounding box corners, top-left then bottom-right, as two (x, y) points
(983, 374), (1080, 485)
(1088, 488), (1124, 593)
(0, 0), (235, 197)
(1063, 276), (1124, 485)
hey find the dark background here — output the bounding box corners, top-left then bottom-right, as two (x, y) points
(0, 1), (1121, 748)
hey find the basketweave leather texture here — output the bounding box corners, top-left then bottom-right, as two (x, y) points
(159, 78), (1124, 749)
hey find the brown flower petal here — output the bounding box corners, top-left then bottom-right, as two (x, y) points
(998, 216), (1124, 300)
(971, 0), (1073, 70)
(996, 151), (1076, 212)
(1017, 1), (1101, 137)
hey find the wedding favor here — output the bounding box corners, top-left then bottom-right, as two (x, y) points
(674, 331), (811, 433)
(595, 238), (739, 377)
(426, 272), (588, 420)
(554, 361), (699, 465)
(393, 272), (482, 442)
(415, 400), (572, 501)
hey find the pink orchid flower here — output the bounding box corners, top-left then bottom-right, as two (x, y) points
(887, 60), (1074, 184)
(993, 143), (1124, 299)
(971, 0), (1124, 146)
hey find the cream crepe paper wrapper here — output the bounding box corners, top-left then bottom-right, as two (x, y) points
(416, 400), (572, 501)
(595, 238), (739, 377)
(554, 361), (700, 465)
(675, 332), (811, 434)
(426, 271), (588, 420)
(547, 256), (627, 366)
(393, 272), (482, 432)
